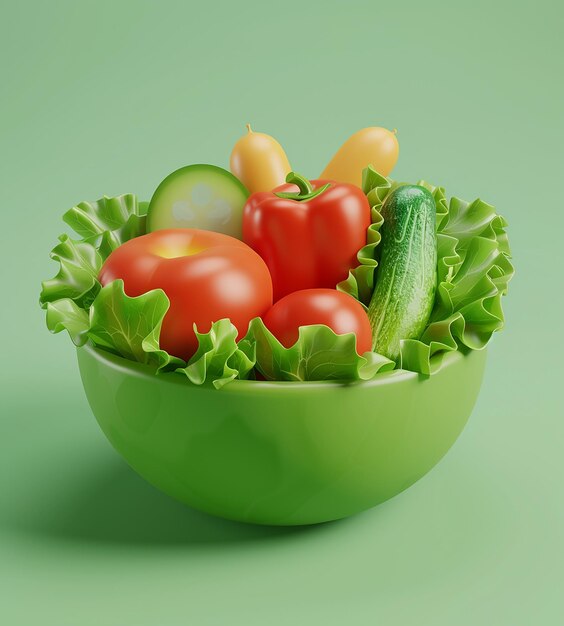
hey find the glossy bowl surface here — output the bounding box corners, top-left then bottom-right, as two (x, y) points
(77, 345), (486, 525)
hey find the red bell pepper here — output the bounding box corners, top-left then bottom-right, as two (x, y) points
(242, 172), (371, 301)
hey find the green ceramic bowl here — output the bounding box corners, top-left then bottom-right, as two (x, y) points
(77, 345), (486, 526)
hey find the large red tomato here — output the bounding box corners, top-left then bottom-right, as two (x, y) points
(99, 229), (273, 360)
(262, 289), (372, 354)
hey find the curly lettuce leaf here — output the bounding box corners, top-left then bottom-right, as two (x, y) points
(245, 318), (394, 382)
(177, 319), (256, 389)
(63, 194), (147, 253)
(341, 166), (514, 374)
(40, 194), (146, 310)
(45, 298), (90, 346)
(88, 280), (183, 372)
(40, 234), (103, 308)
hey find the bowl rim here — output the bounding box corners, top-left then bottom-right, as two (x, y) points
(78, 343), (481, 393)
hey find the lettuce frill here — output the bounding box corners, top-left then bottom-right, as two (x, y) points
(245, 318), (394, 382)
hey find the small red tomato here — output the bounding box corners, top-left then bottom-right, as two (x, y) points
(262, 288), (372, 355)
(99, 229), (273, 360)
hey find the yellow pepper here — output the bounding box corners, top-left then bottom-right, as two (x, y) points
(321, 127), (399, 188)
(230, 124), (292, 194)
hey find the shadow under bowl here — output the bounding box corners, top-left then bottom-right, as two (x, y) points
(77, 345), (486, 526)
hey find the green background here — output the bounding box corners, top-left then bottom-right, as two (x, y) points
(1, 1), (562, 624)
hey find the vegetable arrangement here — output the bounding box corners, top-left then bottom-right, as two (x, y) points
(40, 126), (513, 387)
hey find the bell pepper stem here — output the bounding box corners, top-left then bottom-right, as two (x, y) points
(285, 172), (313, 196)
(274, 171), (330, 202)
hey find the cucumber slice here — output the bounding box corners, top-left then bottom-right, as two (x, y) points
(147, 164), (249, 239)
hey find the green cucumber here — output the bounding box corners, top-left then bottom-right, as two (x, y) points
(147, 164), (249, 239)
(367, 185), (437, 363)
